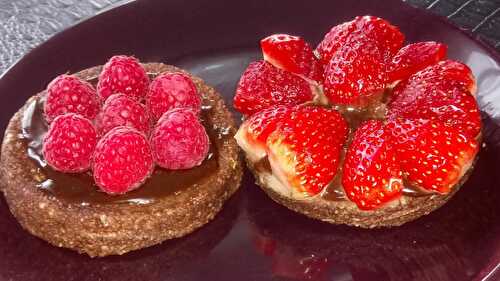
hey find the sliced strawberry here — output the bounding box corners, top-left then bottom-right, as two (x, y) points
(261, 34), (323, 82)
(234, 60), (313, 116)
(235, 105), (293, 162)
(316, 15), (404, 65)
(266, 106), (348, 197)
(342, 120), (403, 210)
(388, 60), (480, 138)
(387, 41), (448, 84)
(323, 39), (387, 107)
(386, 119), (479, 193)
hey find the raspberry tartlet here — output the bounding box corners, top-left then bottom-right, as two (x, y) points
(234, 16), (481, 228)
(0, 56), (242, 256)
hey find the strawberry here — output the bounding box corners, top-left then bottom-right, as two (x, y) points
(235, 105), (293, 162)
(342, 120), (403, 210)
(97, 55), (150, 101)
(44, 74), (100, 123)
(233, 60), (313, 116)
(93, 126), (154, 194)
(388, 60), (480, 138)
(150, 108), (209, 170)
(260, 34), (323, 82)
(266, 106), (348, 197)
(323, 39), (387, 106)
(386, 119), (478, 193)
(42, 113), (97, 173)
(316, 15), (404, 65)
(387, 41), (447, 84)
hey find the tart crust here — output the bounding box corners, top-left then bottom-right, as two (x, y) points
(0, 63), (243, 257)
(246, 155), (475, 228)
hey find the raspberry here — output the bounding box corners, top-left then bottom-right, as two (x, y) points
(97, 55), (150, 101)
(95, 93), (149, 135)
(43, 74), (100, 123)
(92, 126), (154, 194)
(150, 108), (209, 170)
(42, 113), (97, 173)
(146, 72), (201, 122)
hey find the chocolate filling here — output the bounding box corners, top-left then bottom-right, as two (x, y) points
(19, 76), (229, 206)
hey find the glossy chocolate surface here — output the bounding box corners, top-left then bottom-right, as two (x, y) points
(0, 0), (499, 280)
(19, 92), (220, 205)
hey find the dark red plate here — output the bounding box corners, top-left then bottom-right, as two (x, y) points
(0, 0), (499, 280)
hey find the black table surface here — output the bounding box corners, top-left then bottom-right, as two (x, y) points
(0, 0), (499, 75)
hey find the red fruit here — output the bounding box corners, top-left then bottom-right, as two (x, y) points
(150, 108), (209, 170)
(146, 72), (201, 122)
(93, 126), (154, 194)
(96, 93), (149, 135)
(42, 113), (97, 173)
(342, 120), (403, 210)
(235, 105), (293, 162)
(261, 34), (323, 82)
(387, 41), (447, 84)
(388, 60), (480, 137)
(323, 39), (387, 106)
(97, 55), (150, 101)
(44, 74), (100, 123)
(266, 106), (348, 197)
(316, 15), (404, 65)
(386, 119), (478, 193)
(233, 60), (313, 116)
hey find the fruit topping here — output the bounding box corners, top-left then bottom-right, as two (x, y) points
(97, 55), (150, 101)
(323, 39), (387, 106)
(42, 113), (97, 173)
(233, 60), (313, 116)
(96, 93), (149, 135)
(150, 108), (209, 170)
(146, 72), (201, 122)
(93, 126), (154, 194)
(261, 34), (323, 82)
(266, 106), (348, 197)
(343, 120), (403, 210)
(235, 105), (294, 162)
(388, 60), (481, 138)
(44, 74), (100, 123)
(386, 41), (447, 84)
(387, 119), (478, 193)
(316, 15), (404, 65)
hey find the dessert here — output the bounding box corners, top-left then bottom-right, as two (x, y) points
(234, 16), (481, 228)
(0, 56), (242, 256)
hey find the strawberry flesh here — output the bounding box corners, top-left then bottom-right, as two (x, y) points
(261, 34), (323, 82)
(387, 119), (478, 193)
(343, 120), (403, 210)
(266, 106), (348, 197)
(387, 41), (447, 84)
(234, 60), (313, 116)
(235, 105), (293, 162)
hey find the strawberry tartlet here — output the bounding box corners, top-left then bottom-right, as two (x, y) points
(0, 56), (242, 256)
(234, 16), (481, 228)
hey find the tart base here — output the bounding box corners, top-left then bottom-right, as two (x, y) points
(0, 63), (243, 257)
(246, 155), (475, 228)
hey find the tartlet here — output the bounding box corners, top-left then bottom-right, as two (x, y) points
(1, 62), (242, 257)
(233, 16), (481, 228)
